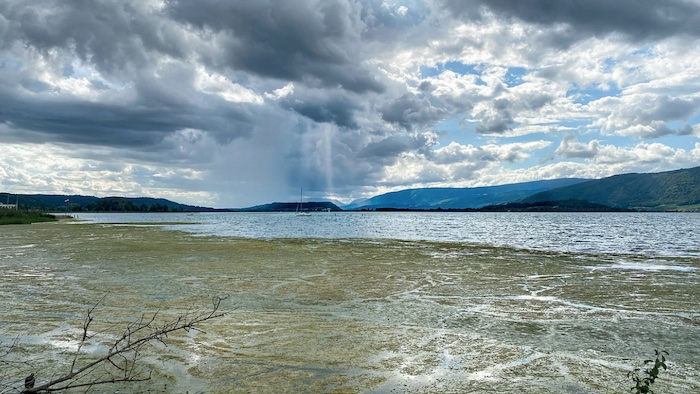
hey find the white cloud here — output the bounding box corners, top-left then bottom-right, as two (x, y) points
(374, 139), (552, 192)
(591, 95), (700, 138)
(692, 142), (700, 159)
(555, 135), (601, 158)
(265, 83), (295, 100)
(0, 142), (221, 206)
(433, 140), (551, 164)
(194, 66), (264, 104)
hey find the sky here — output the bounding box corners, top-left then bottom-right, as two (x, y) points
(1, 0), (700, 208)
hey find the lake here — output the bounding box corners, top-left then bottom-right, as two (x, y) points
(1, 212), (698, 393)
(75, 211), (700, 258)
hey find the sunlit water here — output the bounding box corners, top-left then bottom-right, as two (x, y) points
(1, 212), (699, 393)
(76, 211), (700, 258)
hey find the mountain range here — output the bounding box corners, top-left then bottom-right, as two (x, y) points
(3, 166), (699, 212)
(521, 166), (700, 211)
(343, 178), (589, 210)
(346, 166), (700, 211)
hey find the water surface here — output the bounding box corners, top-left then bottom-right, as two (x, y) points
(75, 211), (700, 258)
(1, 213), (698, 393)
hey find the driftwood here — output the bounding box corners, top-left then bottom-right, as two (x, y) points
(2, 297), (226, 393)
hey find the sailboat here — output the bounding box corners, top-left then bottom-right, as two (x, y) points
(295, 188), (312, 216)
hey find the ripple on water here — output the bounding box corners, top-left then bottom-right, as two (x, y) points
(1, 221), (698, 393)
(590, 262), (697, 272)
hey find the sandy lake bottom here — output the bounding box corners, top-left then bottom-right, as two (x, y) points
(1, 221), (699, 393)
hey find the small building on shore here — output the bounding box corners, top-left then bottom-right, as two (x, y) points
(0, 202), (17, 209)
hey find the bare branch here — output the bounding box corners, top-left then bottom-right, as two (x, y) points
(8, 296), (228, 393)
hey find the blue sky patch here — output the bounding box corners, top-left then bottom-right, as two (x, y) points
(421, 61), (486, 85)
(432, 116), (478, 146)
(505, 67), (527, 87)
(566, 83), (622, 105)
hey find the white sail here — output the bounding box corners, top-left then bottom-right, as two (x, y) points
(295, 188), (311, 216)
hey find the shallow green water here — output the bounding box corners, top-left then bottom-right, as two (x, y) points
(1, 222), (698, 393)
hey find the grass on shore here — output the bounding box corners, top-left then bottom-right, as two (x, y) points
(0, 209), (58, 225)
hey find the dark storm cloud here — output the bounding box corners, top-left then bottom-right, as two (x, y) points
(380, 93), (448, 130)
(0, 0), (186, 76)
(0, 92), (257, 147)
(0, 0), (265, 149)
(0, 67), (258, 148)
(1, 98), (170, 146)
(280, 92), (361, 129)
(442, 0), (700, 44)
(18, 79), (52, 93)
(359, 133), (432, 163)
(0, 0), (388, 154)
(277, 123), (390, 198)
(165, 0), (384, 93)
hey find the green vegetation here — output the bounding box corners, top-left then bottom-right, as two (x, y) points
(0, 193), (219, 212)
(5, 166), (700, 212)
(85, 197), (176, 212)
(0, 210), (57, 225)
(522, 166), (700, 211)
(479, 199), (632, 212)
(362, 199), (630, 212)
(345, 178), (589, 210)
(350, 166), (700, 211)
(629, 350), (669, 393)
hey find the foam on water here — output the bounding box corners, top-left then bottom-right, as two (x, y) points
(1, 217), (698, 392)
(592, 262), (697, 272)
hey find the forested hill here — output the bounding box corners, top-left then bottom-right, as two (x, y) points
(521, 166), (700, 211)
(0, 194), (221, 212)
(5, 166), (698, 213)
(343, 178), (589, 210)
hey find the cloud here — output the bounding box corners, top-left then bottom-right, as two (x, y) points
(0, 0), (699, 206)
(0, 72), (261, 147)
(373, 139), (551, 190)
(380, 93), (447, 130)
(433, 140), (551, 164)
(0, 0), (187, 77)
(280, 89), (362, 129)
(552, 136), (699, 174)
(555, 135), (601, 158)
(0, 143), (218, 205)
(593, 95), (700, 138)
(441, 0), (700, 45)
(165, 0), (385, 93)
(420, 70), (483, 112)
(359, 132), (434, 162)
(473, 98), (516, 134)
(471, 90), (556, 135)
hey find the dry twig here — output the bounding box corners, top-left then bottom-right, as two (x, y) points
(2, 296), (226, 393)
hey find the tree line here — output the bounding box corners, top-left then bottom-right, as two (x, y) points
(79, 198), (182, 212)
